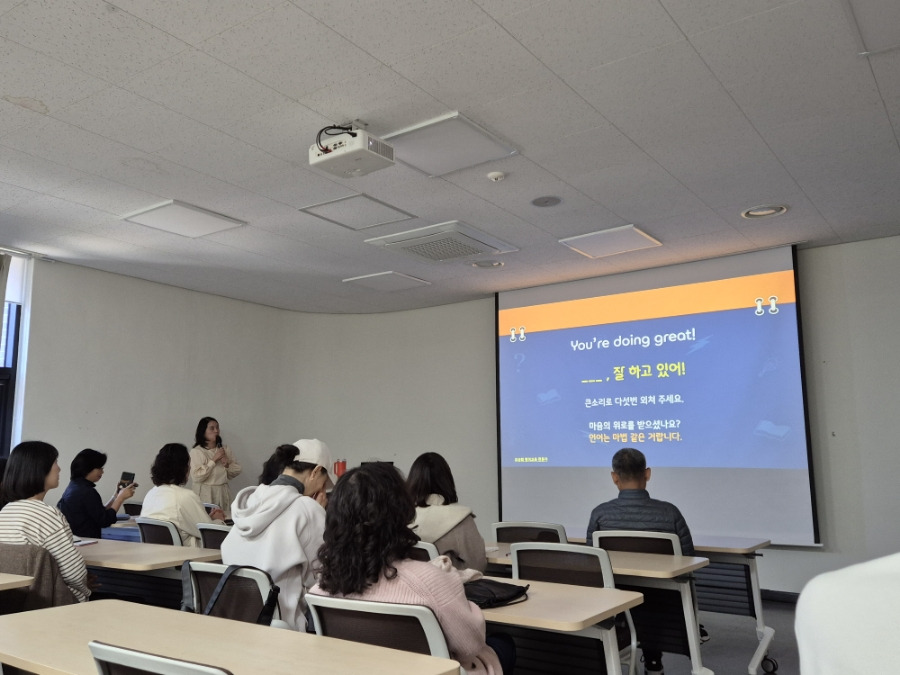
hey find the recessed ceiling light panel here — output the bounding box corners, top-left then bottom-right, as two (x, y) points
(123, 200), (245, 238)
(301, 194), (415, 230)
(383, 112), (516, 177)
(559, 224), (661, 259)
(366, 221), (517, 262)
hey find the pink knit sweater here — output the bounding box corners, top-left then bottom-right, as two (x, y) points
(310, 558), (501, 674)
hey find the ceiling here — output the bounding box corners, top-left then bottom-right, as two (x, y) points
(1, 0), (899, 314)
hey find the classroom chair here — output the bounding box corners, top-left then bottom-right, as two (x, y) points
(89, 640), (234, 675)
(197, 522), (232, 550)
(122, 502), (142, 516)
(492, 521), (568, 544)
(407, 540), (440, 562)
(305, 594), (465, 674)
(591, 530), (681, 555)
(135, 517), (182, 546)
(181, 561), (286, 628)
(510, 542), (638, 675)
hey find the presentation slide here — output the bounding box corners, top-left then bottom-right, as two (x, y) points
(497, 248), (818, 545)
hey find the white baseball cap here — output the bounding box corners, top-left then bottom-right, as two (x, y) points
(293, 439), (336, 488)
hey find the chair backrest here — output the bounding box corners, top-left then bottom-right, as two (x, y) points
(197, 523), (232, 550)
(510, 542), (615, 588)
(183, 561), (281, 624)
(202, 503), (218, 515)
(89, 640), (234, 675)
(591, 530), (682, 555)
(0, 542), (77, 613)
(122, 502), (142, 516)
(135, 517), (182, 546)
(492, 521), (568, 544)
(408, 541), (440, 562)
(305, 594), (450, 659)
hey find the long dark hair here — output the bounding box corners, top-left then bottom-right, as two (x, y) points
(193, 417), (221, 449)
(406, 452), (458, 507)
(258, 444), (299, 484)
(0, 441), (59, 507)
(150, 443), (191, 486)
(316, 463), (418, 595)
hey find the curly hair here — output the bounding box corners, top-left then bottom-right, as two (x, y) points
(258, 444), (299, 485)
(150, 443), (190, 486)
(406, 452), (458, 507)
(316, 463), (418, 595)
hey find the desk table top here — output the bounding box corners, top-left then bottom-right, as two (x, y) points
(487, 542), (708, 578)
(80, 539), (221, 571)
(0, 573), (34, 591)
(480, 577), (642, 631)
(0, 600), (461, 675)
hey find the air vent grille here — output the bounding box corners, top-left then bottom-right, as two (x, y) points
(398, 235), (486, 261)
(367, 136), (393, 161)
(366, 220), (517, 261)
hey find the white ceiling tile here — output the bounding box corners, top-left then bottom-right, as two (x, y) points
(291, 0), (489, 65)
(152, 125), (290, 187)
(389, 23), (559, 110)
(472, 0), (548, 20)
(690, 0), (883, 133)
(201, 3), (382, 100)
(52, 87), (215, 153)
(846, 0), (900, 54)
(571, 160), (708, 223)
(660, 0), (796, 36)
(0, 98), (45, 137)
(122, 49), (290, 129)
(0, 182), (40, 211)
(0, 214), (84, 247)
(299, 65), (448, 138)
(46, 176), (163, 216)
(238, 164), (353, 210)
(0, 37), (109, 113)
(223, 100), (332, 163)
(108, 0), (284, 45)
(3, 194), (119, 231)
(0, 143), (88, 192)
(0, 0), (188, 83)
(499, 0), (684, 77)
(643, 208), (738, 240)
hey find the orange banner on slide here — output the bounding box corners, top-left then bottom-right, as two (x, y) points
(498, 271), (796, 336)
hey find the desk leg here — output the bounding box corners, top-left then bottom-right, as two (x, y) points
(746, 556), (776, 675)
(679, 578), (713, 675)
(599, 623), (624, 675)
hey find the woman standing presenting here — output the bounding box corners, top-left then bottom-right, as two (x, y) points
(190, 417), (241, 518)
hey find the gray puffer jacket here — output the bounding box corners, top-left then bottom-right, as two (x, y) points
(586, 488), (695, 555)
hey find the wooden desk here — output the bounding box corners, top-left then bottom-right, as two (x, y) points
(479, 577), (642, 675)
(487, 542), (709, 577)
(0, 600), (461, 675)
(0, 573), (33, 591)
(692, 536), (775, 675)
(80, 539), (221, 571)
(487, 542), (712, 675)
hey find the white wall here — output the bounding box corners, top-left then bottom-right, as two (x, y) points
(17, 235), (900, 592)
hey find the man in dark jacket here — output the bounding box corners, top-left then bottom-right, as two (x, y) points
(586, 447), (695, 675)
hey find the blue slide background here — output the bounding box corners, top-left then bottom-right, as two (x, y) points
(499, 304), (808, 470)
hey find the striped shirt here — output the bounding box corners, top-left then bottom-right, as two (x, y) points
(0, 498), (90, 602)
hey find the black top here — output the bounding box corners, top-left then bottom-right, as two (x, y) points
(586, 488), (695, 556)
(57, 477), (117, 538)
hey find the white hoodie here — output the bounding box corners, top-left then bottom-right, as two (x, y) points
(221, 482), (325, 630)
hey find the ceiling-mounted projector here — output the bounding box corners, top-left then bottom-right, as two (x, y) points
(309, 127), (394, 178)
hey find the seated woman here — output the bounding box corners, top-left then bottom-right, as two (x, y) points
(221, 458), (329, 630)
(310, 463), (514, 674)
(141, 443), (226, 547)
(257, 444), (299, 485)
(56, 448), (136, 538)
(0, 441), (91, 602)
(407, 452), (487, 572)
